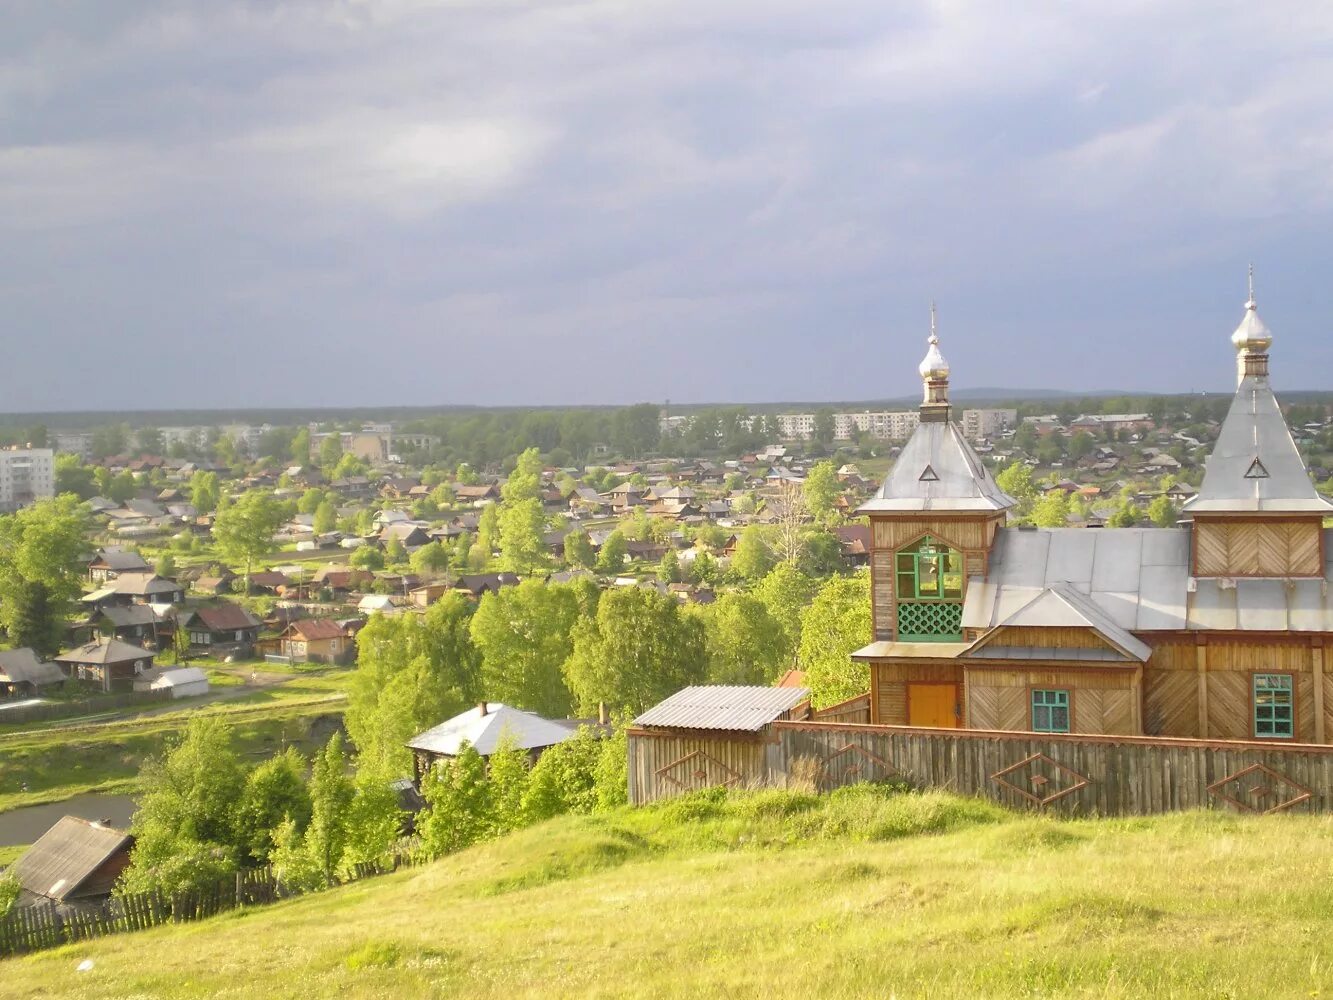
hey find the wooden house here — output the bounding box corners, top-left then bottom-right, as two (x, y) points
(406, 703), (594, 788)
(179, 603), (262, 653)
(0, 649), (65, 697)
(53, 638), (155, 692)
(852, 296), (1333, 744)
(9, 817), (134, 909)
(278, 618), (352, 665)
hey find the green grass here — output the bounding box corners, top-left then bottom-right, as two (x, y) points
(0, 845), (25, 868)
(5, 786), (1333, 998)
(0, 679), (350, 815)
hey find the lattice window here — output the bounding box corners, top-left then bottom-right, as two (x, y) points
(1031, 689), (1070, 733)
(896, 601), (963, 641)
(1253, 673), (1293, 739)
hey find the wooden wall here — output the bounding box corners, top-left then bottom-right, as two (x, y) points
(771, 721), (1333, 816)
(1193, 518), (1322, 577)
(964, 667), (1138, 735)
(871, 662), (962, 725)
(867, 513), (1003, 641)
(627, 730), (769, 805)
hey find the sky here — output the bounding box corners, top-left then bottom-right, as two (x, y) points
(4, 1), (1333, 412)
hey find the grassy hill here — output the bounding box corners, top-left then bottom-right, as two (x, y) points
(5, 786), (1333, 998)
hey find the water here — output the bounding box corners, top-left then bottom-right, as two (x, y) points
(0, 794), (137, 847)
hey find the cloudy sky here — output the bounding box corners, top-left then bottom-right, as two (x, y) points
(4, 1), (1333, 411)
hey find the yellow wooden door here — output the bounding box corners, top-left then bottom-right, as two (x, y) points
(908, 684), (959, 728)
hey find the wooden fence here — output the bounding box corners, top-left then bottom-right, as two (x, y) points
(0, 841), (420, 959)
(0, 690), (174, 728)
(810, 693), (871, 725)
(768, 722), (1333, 815)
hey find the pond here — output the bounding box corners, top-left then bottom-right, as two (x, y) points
(0, 794), (137, 847)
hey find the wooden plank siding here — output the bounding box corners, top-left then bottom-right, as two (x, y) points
(1193, 518), (1323, 577)
(767, 721), (1333, 816)
(626, 730), (771, 805)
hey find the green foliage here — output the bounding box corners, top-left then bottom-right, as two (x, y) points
(54, 453), (96, 499)
(699, 591), (789, 685)
(486, 736), (531, 836)
(1111, 501), (1143, 528)
(234, 748), (311, 864)
(753, 561), (818, 658)
(656, 548), (681, 584)
(799, 571), (872, 708)
(799, 529), (846, 577)
(521, 727), (603, 822)
(470, 580), (579, 717)
(384, 535), (408, 565)
(419, 743), (492, 858)
(410, 540), (450, 576)
(304, 733), (356, 881)
(213, 489), (285, 590)
(0, 495), (91, 655)
(498, 497), (548, 574)
(1147, 494), (1178, 527)
(340, 764), (407, 872)
(313, 499), (338, 535)
(0, 872), (19, 918)
(155, 551), (177, 577)
(189, 471), (220, 514)
(317, 434), (343, 473)
(345, 595), (480, 774)
(995, 462), (1036, 510)
(594, 724), (629, 810)
(596, 529), (627, 574)
(350, 545), (385, 570)
(731, 524), (775, 581)
(564, 586), (707, 715)
(1031, 489), (1070, 528)
(297, 488), (325, 515)
(802, 460), (840, 523)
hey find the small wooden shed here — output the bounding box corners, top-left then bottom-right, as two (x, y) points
(628, 685), (811, 805)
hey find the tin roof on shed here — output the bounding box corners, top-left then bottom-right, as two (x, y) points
(635, 685), (810, 732)
(11, 816), (133, 902)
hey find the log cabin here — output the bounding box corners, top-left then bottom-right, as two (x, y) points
(854, 288), (1333, 744)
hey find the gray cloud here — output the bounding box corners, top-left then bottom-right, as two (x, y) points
(3, 0), (1333, 411)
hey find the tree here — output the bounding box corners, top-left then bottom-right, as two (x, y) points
(384, 535), (408, 565)
(699, 592), (788, 685)
(1031, 489), (1071, 528)
(476, 503), (499, 563)
(304, 733), (356, 882)
(731, 525), (775, 582)
(470, 580), (579, 717)
(799, 572), (872, 708)
(298, 488), (325, 515)
(53, 453), (95, 499)
(521, 727), (603, 822)
(757, 560), (815, 661)
(155, 551), (177, 577)
(1148, 494), (1178, 528)
(564, 587), (707, 715)
(120, 717), (245, 893)
(318, 434), (343, 473)
(189, 470), (220, 515)
(565, 529), (595, 569)
(213, 489), (285, 593)
(410, 540), (451, 576)
(995, 462), (1036, 509)
(0, 495), (91, 656)
(234, 748), (312, 863)
(289, 427), (311, 464)
(487, 735), (531, 835)
(1110, 501), (1142, 528)
(596, 530), (627, 574)
(773, 480), (809, 564)
(419, 743), (492, 858)
(313, 499), (338, 535)
(594, 724), (629, 810)
(350, 545), (385, 571)
(499, 498), (547, 574)
(340, 764), (405, 871)
(346, 596), (481, 774)
(813, 408), (836, 446)
(656, 549), (681, 584)
(803, 460), (840, 523)
(1068, 430), (1095, 461)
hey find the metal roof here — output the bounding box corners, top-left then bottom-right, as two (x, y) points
(11, 816), (133, 902)
(857, 418), (1016, 513)
(1183, 374), (1333, 514)
(969, 583), (1152, 661)
(963, 526), (1333, 633)
(407, 703), (579, 756)
(634, 685), (810, 732)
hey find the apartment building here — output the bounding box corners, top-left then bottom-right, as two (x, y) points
(0, 447), (55, 510)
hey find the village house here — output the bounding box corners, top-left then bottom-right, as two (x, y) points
(86, 547), (150, 584)
(8, 817), (135, 910)
(178, 603), (262, 653)
(851, 291), (1333, 743)
(279, 619), (352, 665)
(0, 648), (65, 698)
(54, 637), (155, 692)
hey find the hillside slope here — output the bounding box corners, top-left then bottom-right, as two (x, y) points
(4, 788), (1333, 999)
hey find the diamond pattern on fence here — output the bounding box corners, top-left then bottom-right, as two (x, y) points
(819, 743), (900, 790)
(655, 750), (741, 794)
(1206, 762), (1314, 814)
(896, 601), (963, 640)
(991, 752), (1090, 808)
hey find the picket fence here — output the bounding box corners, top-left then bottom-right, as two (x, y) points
(0, 841), (420, 959)
(0, 690), (174, 728)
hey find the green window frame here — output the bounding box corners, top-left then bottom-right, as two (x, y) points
(1031, 689), (1070, 733)
(1253, 674), (1294, 739)
(895, 536), (964, 600)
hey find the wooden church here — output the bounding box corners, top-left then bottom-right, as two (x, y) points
(854, 284), (1333, 744)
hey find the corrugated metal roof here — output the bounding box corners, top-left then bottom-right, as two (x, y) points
(973, 583), (1151, 662)
(12, 816), (133, 902)
(857, 419), (1015, 513)
(634, 685), (810, 732)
